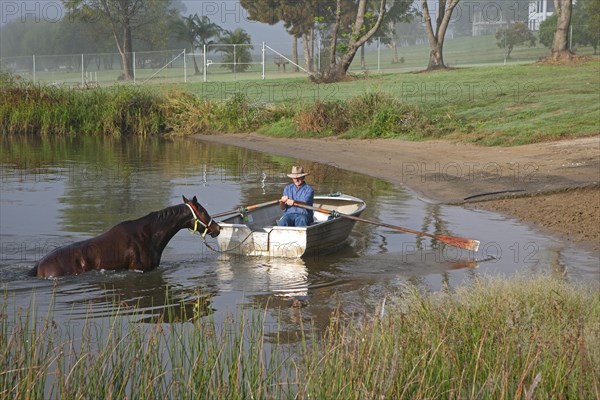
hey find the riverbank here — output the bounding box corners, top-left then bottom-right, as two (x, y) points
(195, 134), (600, 253)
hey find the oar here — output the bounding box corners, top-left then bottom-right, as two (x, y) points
(212, 199), (280, 219)
(293, 202), (480, 251)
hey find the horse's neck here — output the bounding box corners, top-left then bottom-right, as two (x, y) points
(146, 204), (193, 251)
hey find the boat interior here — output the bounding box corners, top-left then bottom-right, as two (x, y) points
(220, 196), (365, 229)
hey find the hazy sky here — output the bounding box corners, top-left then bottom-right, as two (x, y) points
(182, 1), (289, 43)
(0, 0), (292, 47)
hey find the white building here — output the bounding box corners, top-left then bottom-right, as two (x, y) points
(528, 0), (555, 31)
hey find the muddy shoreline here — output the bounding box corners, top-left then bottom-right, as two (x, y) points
(195, 134), (600, 254)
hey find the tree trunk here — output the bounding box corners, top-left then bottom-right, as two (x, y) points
(121, 19), (134, 80)
(360, 45), (366, 69)
(389, 40), (399, 63)
(302, 33), (313, 72)
(309, 27), (315, 72)
(551, 0), (575, 60)
(316, 0), (386, 82)
(292, 36), (299, 72)
(190, 43), (200, 75)
(99, 0), (136, 80)
(427, 43), (445, 70)
(421, 0), (460, 71)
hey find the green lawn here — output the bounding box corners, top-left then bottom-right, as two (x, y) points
(3, 50), (599, 145)
(165, 58), (599, 145)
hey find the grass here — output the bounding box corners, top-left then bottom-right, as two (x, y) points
(298, 275), (600, 399)
(0, 83), (165, 137)
(1, 275), (599, 399)
(1, 58), (598, 144)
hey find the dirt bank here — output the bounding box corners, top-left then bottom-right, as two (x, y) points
(195, 134), (600, 253)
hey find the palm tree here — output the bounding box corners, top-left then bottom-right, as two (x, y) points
(174, 14), (222, 75)
(217, 28), (253, 73)
(196, 15), (223, 49)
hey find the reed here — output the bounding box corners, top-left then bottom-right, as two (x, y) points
(0, 81), (165, 137)
(2, 275), (598, 399)
(161, 90), (292, 135)
(297, 275), (600, 399)
(0, 291), (296, 399)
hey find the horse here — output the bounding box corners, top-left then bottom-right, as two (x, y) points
(30, 195), (220, 278)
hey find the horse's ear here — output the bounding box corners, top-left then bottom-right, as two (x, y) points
(192, 196), (198, 203)
(182, 195), (189, 203)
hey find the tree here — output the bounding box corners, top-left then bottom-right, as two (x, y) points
(63, 0), (180, 80)
(240, 0), (399, 82)
(378, 0), (417, 64)
(174, 15), (202, 75)
(539, 14), (558, 48)
(421, 0), (461, 70)
(239, 0), (332, 72)
(174, 14), (222, 75)
(217, 28), (253, 73)
(549, 0), (574, 61)
(196, 15), (224, 49)
(495, 22), (536, 58)
(573, 0), (599, 54)
(318, 0), (388, 82)
(539, 0), (599, 54)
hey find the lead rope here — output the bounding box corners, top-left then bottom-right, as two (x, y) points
(185, 202), (253, 253)
(202, 230), (254, 254)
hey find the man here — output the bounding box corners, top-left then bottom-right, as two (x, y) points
(278, 166), (314, 226)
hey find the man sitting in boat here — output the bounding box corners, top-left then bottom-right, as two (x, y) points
(278, 166), (315, 226)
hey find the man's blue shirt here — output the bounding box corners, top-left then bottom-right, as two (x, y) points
(282, 182), (314, 221)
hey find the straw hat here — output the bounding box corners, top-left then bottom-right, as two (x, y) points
(287, 166), (309, 178)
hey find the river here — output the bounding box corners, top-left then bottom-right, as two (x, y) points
(1, 135), (598, 338)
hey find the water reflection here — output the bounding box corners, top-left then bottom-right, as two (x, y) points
(1, 135), (598, 344)
(215, 258), (309, 297)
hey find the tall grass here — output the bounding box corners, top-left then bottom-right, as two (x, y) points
(289, 92), (452, 139)
(297, 275), (600, 399)
(0, 82), (165, 137)
(161, 90), (292, 135)
(1, 275), (598, 399)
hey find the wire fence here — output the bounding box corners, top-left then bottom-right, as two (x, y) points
(1, 34), (595, 88)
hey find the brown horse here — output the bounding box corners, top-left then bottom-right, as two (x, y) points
(30, 196), (220, 278)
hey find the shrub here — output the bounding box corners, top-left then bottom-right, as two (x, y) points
(293, 100), (349, 135)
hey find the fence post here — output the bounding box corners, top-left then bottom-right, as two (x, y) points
(377, 37), (381, 73)
(262, 42), (265, 80)
(81, 53), (84, 87)
(133, 52), (136, 84)
(317, 37), (321, 71)
(203, 44), (207, 82)
(233, 44), (237, 80)
(184, 48), (187, 83)
(33, 54), (36, 84)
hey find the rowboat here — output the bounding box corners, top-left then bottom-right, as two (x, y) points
(216, 193), (366, 258)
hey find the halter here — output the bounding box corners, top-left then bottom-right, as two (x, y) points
(185, 202), (214, 238)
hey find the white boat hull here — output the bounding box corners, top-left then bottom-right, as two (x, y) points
(216, 194), (366, 258)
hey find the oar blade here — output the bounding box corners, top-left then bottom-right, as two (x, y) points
(292, 201), (481, 252)
(437, 235), (480, 251)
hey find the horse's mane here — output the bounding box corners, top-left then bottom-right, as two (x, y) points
(144, 204), (186, 224)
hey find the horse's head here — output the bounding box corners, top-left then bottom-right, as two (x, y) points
(183, 195), (221, 238)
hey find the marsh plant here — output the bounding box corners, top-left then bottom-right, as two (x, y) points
(1, 275), (598, 399)
(0, 75), (164, 137)
(162, 91), (291, 135)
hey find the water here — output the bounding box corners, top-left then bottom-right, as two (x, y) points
(1, 135), (598, 337)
